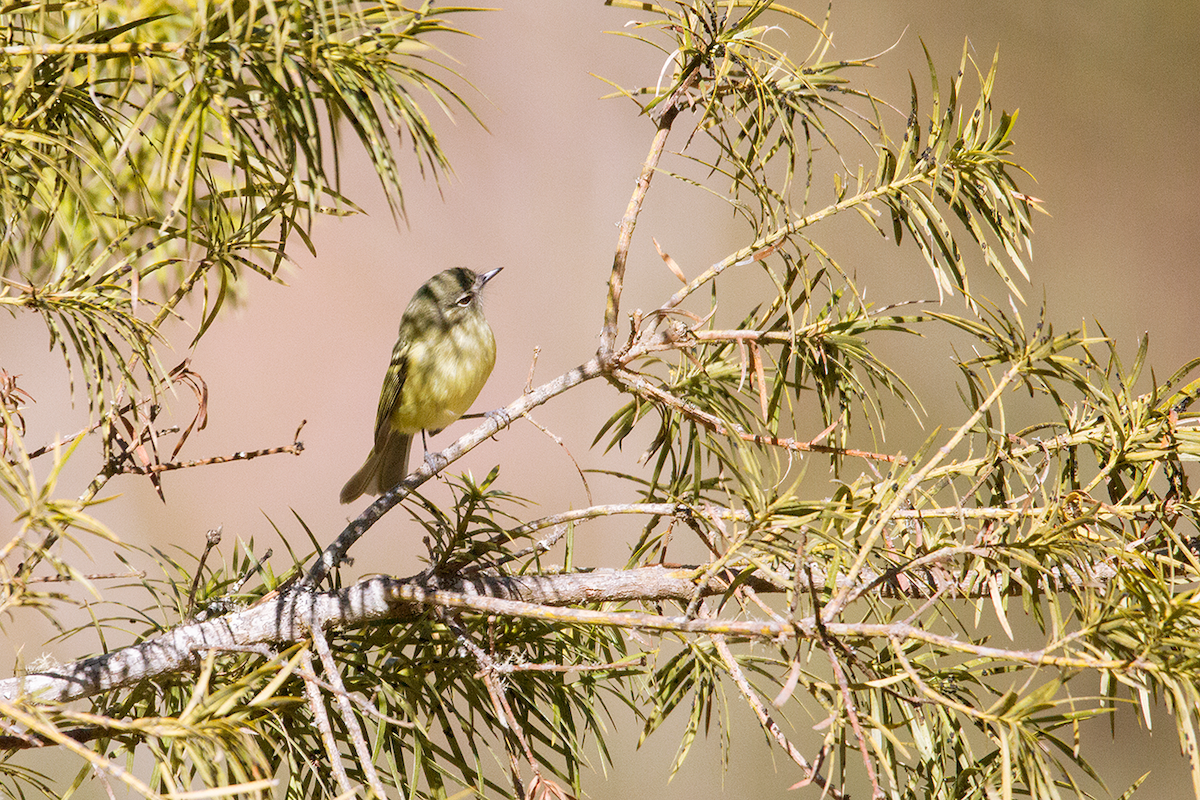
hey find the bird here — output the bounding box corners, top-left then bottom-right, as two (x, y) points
(340, 267), (501, 504)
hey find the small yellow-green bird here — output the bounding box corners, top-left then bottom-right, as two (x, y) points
(340, 267), (501, 504)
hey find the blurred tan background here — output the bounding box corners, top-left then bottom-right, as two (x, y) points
(5, 1), (1198, 796)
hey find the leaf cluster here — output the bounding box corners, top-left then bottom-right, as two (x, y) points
(587, 3), (1199, 798)
(1, 0), (479, 411)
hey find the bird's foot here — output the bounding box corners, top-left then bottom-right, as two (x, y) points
(485, 407), (512, 430)
(422, 450), (449, 473)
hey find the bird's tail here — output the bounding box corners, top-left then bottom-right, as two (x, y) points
(339, 430), (413, 504)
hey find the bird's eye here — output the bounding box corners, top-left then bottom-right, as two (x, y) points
(456, 292), (474, 307)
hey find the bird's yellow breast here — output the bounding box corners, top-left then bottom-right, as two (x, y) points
(389, 315), (496, 434)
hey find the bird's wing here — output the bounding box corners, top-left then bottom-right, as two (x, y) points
(373, 342), (408, 449)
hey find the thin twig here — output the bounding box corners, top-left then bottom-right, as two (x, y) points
(483, 502), (751, 567)
(524, 346), (541, 393)
(311, 624), (386, 796)
(495, 656), (646, 675)
(193, 547), (274, 622)
(823, 639), (882, 798)
(520, 412), (593, 506)
(710, 624), (842, 798)
(186, 526), (223, 616)
(612, 366), (904, 462)
(297, 670), (414, 729)
(889, 636), (988, 720)
(299, 649), (353, 796)
(660, 172), (932, 314)
(599, 86), (686, 363)
(25, 570), (145, 584)
(444, 614), (540, 797)
(116, 432), (305, 475)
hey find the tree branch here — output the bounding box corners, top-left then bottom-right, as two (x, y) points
(599, 84), (688, 363)
(303, 358), (604, 587)
(0, 559), (1125, 709)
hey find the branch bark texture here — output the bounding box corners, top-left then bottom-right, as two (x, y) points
(0, 560), (1113, 707)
